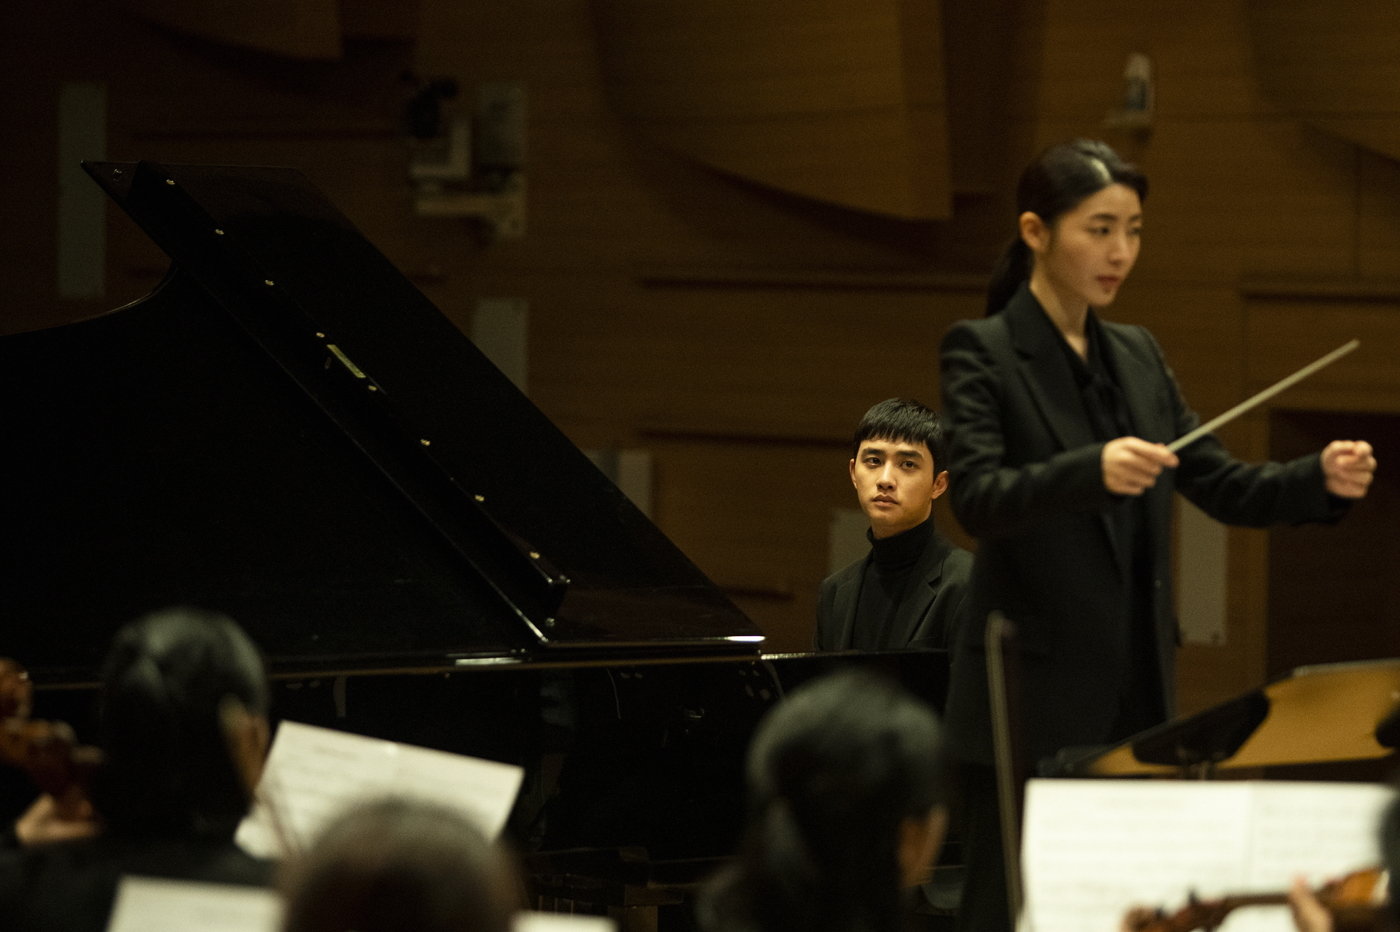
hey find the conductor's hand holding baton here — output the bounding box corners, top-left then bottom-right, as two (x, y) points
(1102, 437), (1179, 497)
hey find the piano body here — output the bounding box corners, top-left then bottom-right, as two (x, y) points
(0, 162), (949, 925)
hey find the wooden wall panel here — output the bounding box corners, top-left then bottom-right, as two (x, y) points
(1357, 151), (1400, 279)
(1267, 410), (1400, 675)
(1147, 4), (1273, 118)
(1036, 2), (1275, 121)
(941, 0), (1033, 193)
(531, 283), (982, 444)
(1244, 297), (1400, 412)
(590, 0), (951, 219)
(1247, 0), (1400, 160)
(118, 0), (344, 60)
(1133, 122), (1356, 283)
(0, 80), (62, 333)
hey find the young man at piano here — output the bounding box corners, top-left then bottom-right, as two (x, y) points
(814, 398), (973, 652)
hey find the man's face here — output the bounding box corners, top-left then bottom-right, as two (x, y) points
(848, 436), (948, 539)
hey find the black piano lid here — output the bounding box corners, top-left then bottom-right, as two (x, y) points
(0, 161), (762, 681)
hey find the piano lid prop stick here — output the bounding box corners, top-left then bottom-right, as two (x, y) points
(1167, 339), (1359, 453)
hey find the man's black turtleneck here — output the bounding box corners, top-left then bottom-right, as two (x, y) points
(851, 513), (936, 650)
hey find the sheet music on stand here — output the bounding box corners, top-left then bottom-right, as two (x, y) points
(1020, 779), (1393, 932)
(105, 876), (619, 932)
(107, 877), (280, 932)
(236, 720), (525, 859)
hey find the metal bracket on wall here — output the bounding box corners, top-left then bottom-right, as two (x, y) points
(408, 81), (527, 240)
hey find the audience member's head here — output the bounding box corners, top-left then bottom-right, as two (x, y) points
(91, 606), (269, 840)
(279, 796), (518, 932)
(698, 669), (950, 932)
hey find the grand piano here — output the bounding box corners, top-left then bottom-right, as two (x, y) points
(0, 161), (950, 927)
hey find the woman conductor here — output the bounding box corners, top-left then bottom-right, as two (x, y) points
(938, 138), (1377, 932)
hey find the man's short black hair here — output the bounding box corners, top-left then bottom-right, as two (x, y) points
(850, 398), (948, 473)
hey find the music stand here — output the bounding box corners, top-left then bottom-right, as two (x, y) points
(1061, 658), (1400, 778)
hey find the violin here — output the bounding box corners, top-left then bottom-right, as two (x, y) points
(0, 658), (103, 831)
(1127, 868), (1389, 932)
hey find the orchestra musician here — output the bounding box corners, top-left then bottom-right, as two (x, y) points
(0, 606), (274, 931)
(279, 796), (519, 932)
(695, 669), (951, 932)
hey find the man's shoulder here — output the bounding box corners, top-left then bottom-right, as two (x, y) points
(815, 554), (867, 648)
(927, 531), (972, 564)
(942, 541), (974, 580)
(941, 536), (973, 562)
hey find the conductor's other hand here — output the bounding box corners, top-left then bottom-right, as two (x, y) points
(1321, 440), (1375, 499)
(1103, 437), (1178, 496)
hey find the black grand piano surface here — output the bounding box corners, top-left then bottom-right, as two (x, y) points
(0, 161), (949, 915)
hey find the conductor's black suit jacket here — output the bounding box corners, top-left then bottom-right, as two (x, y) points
(938, 285), (1343, 766)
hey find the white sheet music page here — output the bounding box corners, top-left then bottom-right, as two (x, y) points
(236, 720), (524, 858)
(514, 911), (618, 932)
(106, 877), (280, 932)
(1020, 779), (1392, 932)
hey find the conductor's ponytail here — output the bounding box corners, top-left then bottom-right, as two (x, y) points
(986, 238), (1031, 316)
